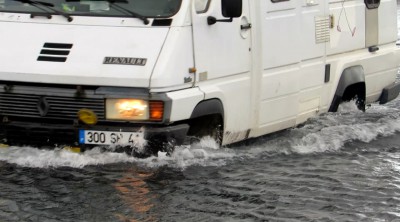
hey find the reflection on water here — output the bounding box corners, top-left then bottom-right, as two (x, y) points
(113, 169), (157, 222)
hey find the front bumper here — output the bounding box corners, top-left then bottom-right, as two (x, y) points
(0, 82), (189, 156)
(0, 120), (189, 153)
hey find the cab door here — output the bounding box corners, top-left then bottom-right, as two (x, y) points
(191, 0), (254, 143)
(191, 0), (252, 81)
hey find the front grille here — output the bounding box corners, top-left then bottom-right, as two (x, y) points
(0, 93), (104, 120)
(37, 42), (73, 63)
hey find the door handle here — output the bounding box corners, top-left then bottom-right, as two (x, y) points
(306, 0), (318, 6)
(368, 46), (379, 53)
(241, 23), (252, 30)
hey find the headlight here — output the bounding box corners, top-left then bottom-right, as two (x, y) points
(106, 99), (163, 121)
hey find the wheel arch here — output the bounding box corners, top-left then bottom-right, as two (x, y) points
(190, 98), (225, 120)
(187, 99), (225, 143)
(329, 65), (366, 112)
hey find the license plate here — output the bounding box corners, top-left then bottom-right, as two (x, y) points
(79, 130), (144, 145)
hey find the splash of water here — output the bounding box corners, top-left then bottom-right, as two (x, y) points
(136, 137), (237, 169)
(0, 137), (236, 169)
(0, 146), (133, 168)
(284, 102), (400, 154)
(0, 100), (400, 169)
(239, 101), (400, 157)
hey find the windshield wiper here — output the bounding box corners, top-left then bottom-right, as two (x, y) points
(107, 0), (149, 25)
(12, 0), (73, 22)
(66, 0), (149, 25)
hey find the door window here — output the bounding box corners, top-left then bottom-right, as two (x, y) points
(195, 0), (211, 13)
(365, 0), (380, 9)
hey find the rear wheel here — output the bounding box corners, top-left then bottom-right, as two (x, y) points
(330, 83), (366, 112)
(341, 83), (365, 111)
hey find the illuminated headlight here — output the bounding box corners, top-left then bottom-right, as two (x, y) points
(106, 99), (164, 121)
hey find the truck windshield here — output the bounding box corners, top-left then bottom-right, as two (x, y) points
(0, 0), (182, 18)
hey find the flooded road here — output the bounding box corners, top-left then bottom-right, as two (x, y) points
(1, 95), (400, 221)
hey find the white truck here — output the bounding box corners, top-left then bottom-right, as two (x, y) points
(0, 0), (398, 156)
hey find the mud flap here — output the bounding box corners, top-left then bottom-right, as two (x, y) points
(380, 82), (400, 104)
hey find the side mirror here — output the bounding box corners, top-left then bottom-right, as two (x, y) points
(222, 0), (242, 18)
(208, 0), (243, 25)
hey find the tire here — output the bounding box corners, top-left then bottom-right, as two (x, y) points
(188, 115), (223, 145)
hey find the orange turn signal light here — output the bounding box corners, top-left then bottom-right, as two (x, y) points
(149, 101), (164, 121)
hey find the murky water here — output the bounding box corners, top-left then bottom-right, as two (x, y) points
(1, 5), (400, 222)
(2, 99), (400, 222)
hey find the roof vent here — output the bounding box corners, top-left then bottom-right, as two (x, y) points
(37, 43), (73, 62)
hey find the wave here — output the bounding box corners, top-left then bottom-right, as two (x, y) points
(0, 100), (400, 169)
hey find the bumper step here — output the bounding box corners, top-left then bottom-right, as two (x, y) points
(380, 82), (400, 104)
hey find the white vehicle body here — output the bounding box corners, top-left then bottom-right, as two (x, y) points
(0, 0), (398, 155)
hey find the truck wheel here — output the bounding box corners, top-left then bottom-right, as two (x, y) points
(329, 82), (366, 112)
(144, 136), (176, 157)
(188, 115), (223, 145)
